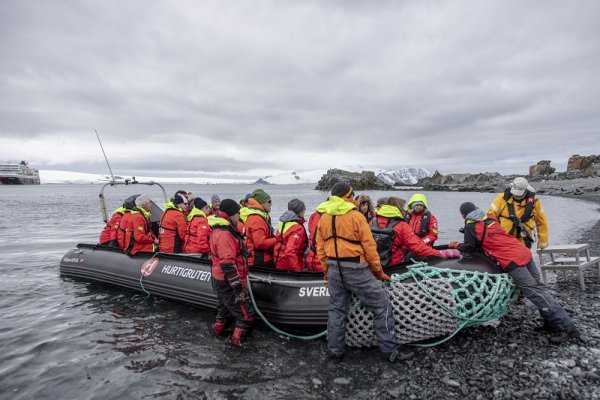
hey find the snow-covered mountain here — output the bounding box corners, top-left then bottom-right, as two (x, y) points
(375, 167), (431, 186)
(255, 170), (325, 185)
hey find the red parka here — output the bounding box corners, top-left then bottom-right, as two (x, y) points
(372, 214), (440, 266)
(184, 208), (211, 254)
(99, 207), (126, 245)
(457, 213), (532, 270)
(125, 209), (156, 256)
(158, 203), (188, 253)
(274, 213), (308, 272)
(306, 207), (325, 272)
(117, 211), (133, 249)
(406, 211), (439, 247)
(209, 214), (248, 288)
(244, 199), (277, 266)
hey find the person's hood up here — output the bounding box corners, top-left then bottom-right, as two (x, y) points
(322, 196), (356, 216)
(407, 193), (428, 209)
(279, 210), (302, 223)
(465, 208), (486, 222)
(376, 204), (403, 219)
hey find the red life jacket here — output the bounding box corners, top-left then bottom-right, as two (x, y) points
(117, 211), (133, 249)
(274, 221), (308, 272)
(209, 221), (248, 287)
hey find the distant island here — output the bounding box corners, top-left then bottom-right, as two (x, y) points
(315, 154), (600, 197)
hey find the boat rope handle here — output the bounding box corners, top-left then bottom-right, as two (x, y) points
(246, 275), (364, 341)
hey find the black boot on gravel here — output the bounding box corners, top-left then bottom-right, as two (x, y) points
(549, 326), (580, 344)
(534, 320), (558, 333)
(386, 345), (414, 363)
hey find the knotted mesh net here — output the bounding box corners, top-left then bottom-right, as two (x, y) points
(345, 265), (518, 347)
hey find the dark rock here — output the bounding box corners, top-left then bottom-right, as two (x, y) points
(529, 160), (556, 176)
(567, 154), (600, 174)
(253, 178), (272, 185)
(315, 168), (393, 191)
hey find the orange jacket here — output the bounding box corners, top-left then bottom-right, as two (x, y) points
(245, 199), (277, 266)
(184, 210), (211, 254)
(316, 196), (382, 275)
(274, 216), (308, 272)
(125, 210), (156, 256)
(158, 205), (188, 253)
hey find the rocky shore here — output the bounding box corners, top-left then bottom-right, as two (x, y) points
(300, 192), (599, 400)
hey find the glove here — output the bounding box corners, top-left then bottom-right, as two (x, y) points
(373, 270), (391, 282)
(538, 242), (548, 250)
(438, 249), (461, 259)
(231, 281), (249, 304)
(447, 240), (460, 249)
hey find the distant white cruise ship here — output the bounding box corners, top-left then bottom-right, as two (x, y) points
(0, 161), (41, 184)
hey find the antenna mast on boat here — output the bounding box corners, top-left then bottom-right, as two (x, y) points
(95, 129), (116, 183)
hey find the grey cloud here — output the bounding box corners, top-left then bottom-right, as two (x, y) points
(1, 1), (600, 175)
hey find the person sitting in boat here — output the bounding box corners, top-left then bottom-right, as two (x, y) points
(125, 195), (158, 256)
(371, 197), (459, 266)
(158, 193), (189, 253)
(245, 189), (277, 267)
(448, 202), (579, 344)
(274, 199), (308, 272)
(375, 197), (387, 212)
(208, 199), (255, 346)
(209, 195), (221, 216)
(356, 194), (375, 224)
(405, 193), (438, 247)
(183, 197), (211, 255)
(99, 204), (127, 247)
(306, 200), (328, 272)
(237, 193), (252, 236)
(315, 182), (413, 363)
(117, 194), (140, 250)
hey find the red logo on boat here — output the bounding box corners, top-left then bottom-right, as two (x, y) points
(141, 258), (159, 277)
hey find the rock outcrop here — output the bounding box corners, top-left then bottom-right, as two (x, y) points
(418, 171), (507, 192)
(529, 160), (555, 176)
(566, 154), (600, 176)
(315, 169), (393, 191)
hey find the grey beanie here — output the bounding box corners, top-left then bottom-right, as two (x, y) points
(288, 198), (306, 215)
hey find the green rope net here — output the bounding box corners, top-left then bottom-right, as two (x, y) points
(345, 263), (518, 347)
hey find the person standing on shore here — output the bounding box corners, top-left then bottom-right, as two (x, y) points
(316, 182), (413, 362)
(488, 177), (549, 251)
(449, 202), (579, 343)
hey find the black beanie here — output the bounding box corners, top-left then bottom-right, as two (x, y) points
(331, 182), (352, 198)
(459, 202), (477, 218)
(288, 198), (306, 215)
(173, 193), (188, 205)
(193, 197), (208, 210)
(219, 199), (240, 217)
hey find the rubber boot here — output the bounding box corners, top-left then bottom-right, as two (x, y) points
(230, 327), (245, 347)
(212, 321), (227, 337)
(387, 345), (414, 363)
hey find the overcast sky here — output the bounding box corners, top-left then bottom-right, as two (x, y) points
(1, 0), (599, 179)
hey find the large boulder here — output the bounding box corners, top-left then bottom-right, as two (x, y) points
(529, 160), (555, 176)
(315, 169), (393, 191)
(567, 154), (600, 175)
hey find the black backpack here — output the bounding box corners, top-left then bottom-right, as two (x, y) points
(370, 219), (402, 267)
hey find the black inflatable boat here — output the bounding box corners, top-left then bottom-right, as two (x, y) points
(60, 244), (502, 331)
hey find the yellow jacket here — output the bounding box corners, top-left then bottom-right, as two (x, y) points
(316, 196), (382, 274)
(488, 192), (548, 248)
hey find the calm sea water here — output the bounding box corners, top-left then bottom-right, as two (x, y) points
(0, 184), (598, 399)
